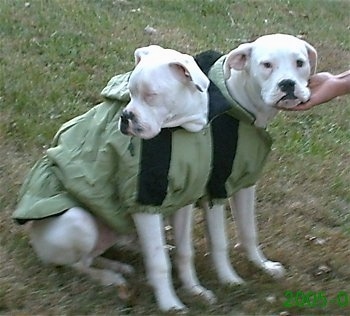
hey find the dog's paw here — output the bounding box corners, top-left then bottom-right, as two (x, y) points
(217, 268), (245, 285)
(169, 306), (188, 314)
(222, 275), (245, 286)
(155, 289), (188, 313)
(262, 260), (285, 278)
(185, 285), (217, 304)
(159, 299), (187, 313)
(94, 257), (135, 275)
(100, 270), (127, 286)
(115, 262), (134, 275)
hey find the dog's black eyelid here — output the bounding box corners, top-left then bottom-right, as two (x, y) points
(296, 60), (304, 67)
(262, 62), (272, 68)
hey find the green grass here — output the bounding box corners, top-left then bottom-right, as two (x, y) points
(1, 0), (349, 315)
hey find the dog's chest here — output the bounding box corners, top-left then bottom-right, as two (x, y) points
(117, 127), (213, 216)
(52, 103), (213, 220)
(195, 50), (273, 201)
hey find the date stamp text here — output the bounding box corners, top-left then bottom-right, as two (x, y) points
(283, 290), (349, 308)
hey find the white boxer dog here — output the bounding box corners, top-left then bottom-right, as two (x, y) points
(195, 33), (317, 285)
(14, 34), (317, 312)
(119, 33), (317, 305)
(14, 46), (215, 312)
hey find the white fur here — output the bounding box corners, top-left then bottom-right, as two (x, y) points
(120, 45), (209, 139)
(27, 35), (317, 312)
(28, 46), (211, 312)
(203, 34), (316, 283)
(223, 33), (317, 127)
(30, 207), (132, 286)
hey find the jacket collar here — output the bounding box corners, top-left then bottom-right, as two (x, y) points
(208, 55), (256, 125)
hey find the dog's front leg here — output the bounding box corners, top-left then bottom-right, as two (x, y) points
(204, 203), (244, 285)
(230, 186), (285, 278)
(132, 213), (186, 312)
(172, 205), (216, 304)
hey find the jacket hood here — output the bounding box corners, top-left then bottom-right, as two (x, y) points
(100, 71), (131, 102)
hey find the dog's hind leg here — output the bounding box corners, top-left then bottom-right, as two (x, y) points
(230, 186), (285, 278)
(204, 203), (245, 285)
(30, 207), (98, 265)
(92, 256), (134, 275)
(72, 260), (127, 286)
(30, 207), (128, 286)
(172, 205), (217, 304)
(133, 213), (186, 312)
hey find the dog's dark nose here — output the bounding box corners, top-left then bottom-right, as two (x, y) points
(278, 79), (295, 93)
(120, 110), (135, 121)
(120, 110), (135, 134)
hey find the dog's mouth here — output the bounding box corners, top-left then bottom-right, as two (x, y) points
(120, 122), (144, 137)
(280, 92), (297, 101)
(119, 115), (159, 139)
(275, 93), (301, 108)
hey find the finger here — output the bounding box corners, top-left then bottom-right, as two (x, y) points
(287, 103), (314, 111)
(277, 102), (314, 111)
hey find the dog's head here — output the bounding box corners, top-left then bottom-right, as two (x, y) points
(119, 45), (209, 139)
(224, 34), (317, 112)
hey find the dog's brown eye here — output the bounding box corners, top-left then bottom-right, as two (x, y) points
(144, 92), (157, 104)
(296, 60), (304, 67)
(263, 62), (272, 69)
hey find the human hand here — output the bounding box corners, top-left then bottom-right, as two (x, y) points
(279, 72), (336, 111)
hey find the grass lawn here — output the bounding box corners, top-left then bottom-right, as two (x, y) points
(0, 0), (349, 315)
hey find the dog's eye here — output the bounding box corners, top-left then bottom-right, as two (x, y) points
(296, 60), (304, 68)
(145, 92), (157, 103)
(262, 62), (272, 69)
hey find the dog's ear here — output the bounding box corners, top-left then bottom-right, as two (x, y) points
(134, 45), (163, 65)
(304, 41), (317, 74)
(169, 56), (210, 92)
(224, 43), (253, 80)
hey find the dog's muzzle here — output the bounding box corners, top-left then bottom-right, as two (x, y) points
(278, 79), (297, 100)
(120, 110), (136, 135)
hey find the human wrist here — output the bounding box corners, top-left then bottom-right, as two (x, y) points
(335, 69), (350, 79)
(333, 71), (350, 96)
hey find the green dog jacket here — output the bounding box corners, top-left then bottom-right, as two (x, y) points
(13, 52), (272, 232)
